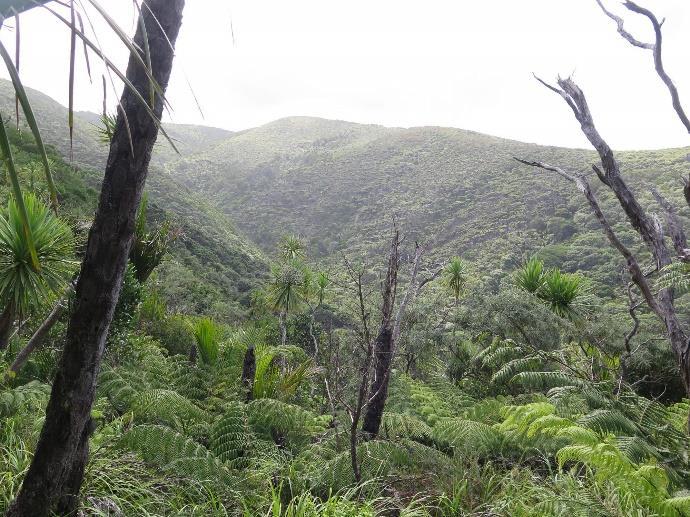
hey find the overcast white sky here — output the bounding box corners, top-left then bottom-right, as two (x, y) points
(2, 0), (690, 150)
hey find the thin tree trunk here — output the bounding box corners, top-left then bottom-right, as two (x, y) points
(362, 327), (394, 437)
(6, 295), (68, 380)
(241, 345), (256, 402)
(7, 2), (185, 515)
(0, 303), (15, 350)
(279, 311), (287, 347)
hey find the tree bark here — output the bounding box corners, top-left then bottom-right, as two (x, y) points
(519, 75), (690, 423)
(362, 326), (394, 437)
(6, 295), (68, 380)
(0, 303), (15, 350)
(361, 232), (399, 438)
(241, 345), (256, 402)
(7, 2), (185, 515)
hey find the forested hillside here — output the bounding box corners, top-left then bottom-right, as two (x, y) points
(0, 80), (267, 320)
(3, 48), (690, 516)
(164, 115), (690, 297)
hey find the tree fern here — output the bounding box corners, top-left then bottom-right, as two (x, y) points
(247, 398), (322, 449)
(491, 356), (542, 385)
(512, 370), (585, 390)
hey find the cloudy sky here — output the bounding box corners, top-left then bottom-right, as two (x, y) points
(2, 0), (690, 150)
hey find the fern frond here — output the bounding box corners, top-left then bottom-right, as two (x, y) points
(130, 389), (210, 429)
(432, 418), (503, 456)
(491, 356), (541, 385)
(380, 412), (433, 442)
(210, 402), (251, 465)
(512, 370), (584, 390)
(0, 381), (50, 416)
(578, 409), (639, 436)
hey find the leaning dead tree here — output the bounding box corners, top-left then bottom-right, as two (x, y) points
(518, 1), (690, 424)
(362, 240), (440, 438)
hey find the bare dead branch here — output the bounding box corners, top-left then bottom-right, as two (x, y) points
(597, 0), (690, 133)
(595, 0), (653, 49)
(535, 76), (672, 271)
(514, 157), (661, 316)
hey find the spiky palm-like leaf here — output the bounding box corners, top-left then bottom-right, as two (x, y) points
(267, 261), (307, 316)
(129, 193), (175, 284)
(193, 317), (220, 366)
(514, 257), (546, 294)
(0, 193), (75, 316)
(279, 234), (306, 261)
(540, 269), (583, 319)
(443, 256), (467, 304)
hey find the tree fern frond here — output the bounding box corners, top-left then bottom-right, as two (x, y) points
(512, 370), (584, 390)
(210, 402), (251, 465)
(380, 412), (433, 442)
(0, 380), (50, 416)
(491, 356), (542, 385)
(432, 418), (504, 456)
(130, 389), (210, 429)
(578, 409), (639, 436)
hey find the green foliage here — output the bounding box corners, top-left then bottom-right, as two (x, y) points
(514, 257), (545, 294)
(279, 234), (306, 262)
(443, 257), (467, 304)
(541, 268), (584, 319)
(513, 258), (583, 319)
(253, 345), (311, 401)
(0, 192), (75, 316)
(0, 381), (51, 417)
(268, 261), (308, 316)
(96, 112), (117, 144)
(193, 317), (221, 366)
(130, 193), (175, 284)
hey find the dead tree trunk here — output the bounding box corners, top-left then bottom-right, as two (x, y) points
(6, 291), (71, 380)
(361, 232), (400, 438)
(0, 304), (15, 350)
(362, 241), (438, 439)
(517, 76), (690, 418)
(7, 2), (185, 515)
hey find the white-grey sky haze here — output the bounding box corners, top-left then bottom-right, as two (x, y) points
(3, 0), (690, 150)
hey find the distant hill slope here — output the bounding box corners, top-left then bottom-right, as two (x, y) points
(0, 80), (267, 320)
(163, 115), (690, 296)
(5, 78), (690, 302)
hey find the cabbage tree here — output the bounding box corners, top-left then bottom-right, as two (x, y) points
(0, 193), (75, 349)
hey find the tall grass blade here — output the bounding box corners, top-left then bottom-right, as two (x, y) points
(0, 37), (58, 211)
(68, 0), (76, 158)
(13, 11), (19, 129)
(43, 4), (179, 154)
(0, 114), (39, 271)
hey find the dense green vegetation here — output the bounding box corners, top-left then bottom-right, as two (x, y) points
(2, 79), (690, 515)
(0, 80), (268, 322)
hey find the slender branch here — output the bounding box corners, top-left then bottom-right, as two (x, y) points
(597, 0), (690, 134)
(595, 0), (653, 49)
(514, 158), (661, 317)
